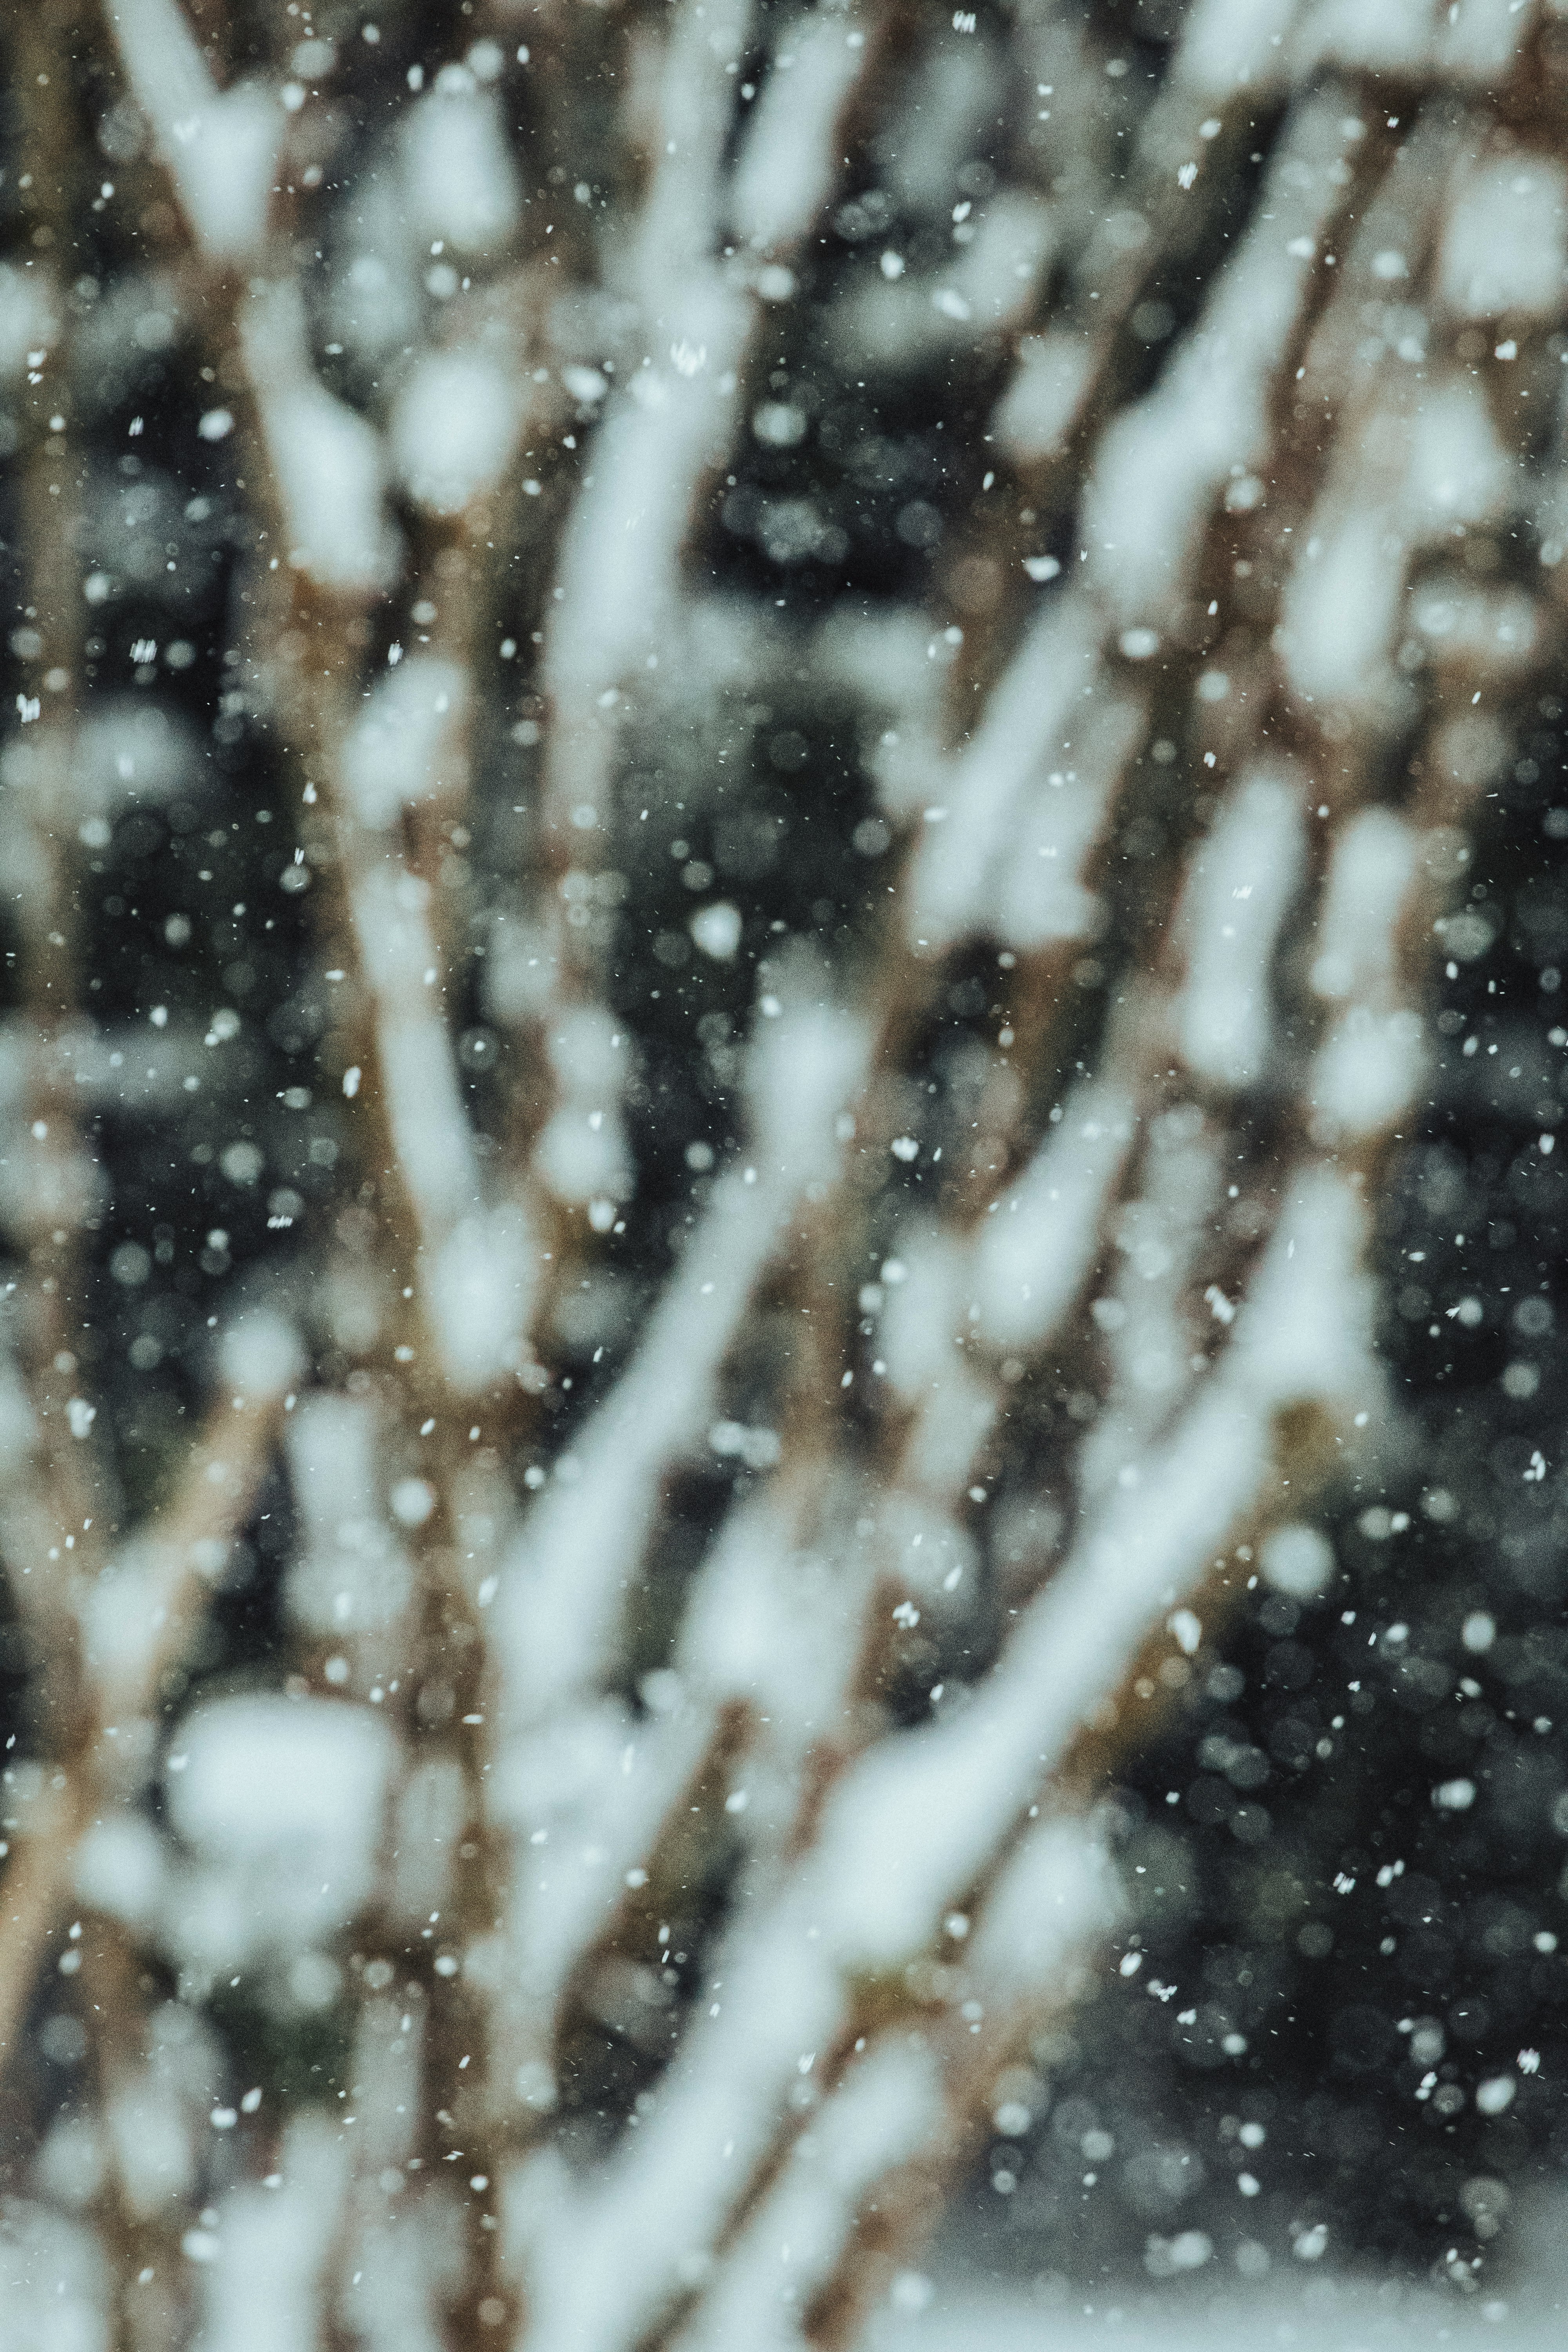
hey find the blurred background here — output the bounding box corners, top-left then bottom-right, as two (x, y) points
(2, 0), (1568, 2346)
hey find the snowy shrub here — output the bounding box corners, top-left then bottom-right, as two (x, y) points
(0, 1), (1565, 2347)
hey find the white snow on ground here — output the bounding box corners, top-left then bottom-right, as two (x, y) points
(864, 2272), (1568, 2352)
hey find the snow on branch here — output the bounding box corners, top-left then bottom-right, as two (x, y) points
(240, 283), (399, 601)
(1084, 95), (1363, 628)
(492, 994), (869, 1728)
(106, 0), (281, 260)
